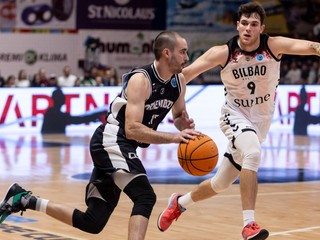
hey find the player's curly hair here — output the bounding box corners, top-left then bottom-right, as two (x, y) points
(238, 1), (266, 24)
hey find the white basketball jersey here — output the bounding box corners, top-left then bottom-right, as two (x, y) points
(220, 34), (281, 123)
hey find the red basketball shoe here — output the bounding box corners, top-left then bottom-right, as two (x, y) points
(242, 221), (269, 240)
(157, 193), (186, 232)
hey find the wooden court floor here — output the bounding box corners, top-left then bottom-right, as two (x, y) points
(0, 132), (320, 240)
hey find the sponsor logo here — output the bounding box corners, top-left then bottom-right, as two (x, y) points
(171, 78), (177, 87)
(0, 222), (78, 240)
(234, 93), (271, 107)
(256, 54), (264, 61)
(232, 65), (266, 79)
(0, 50), (67, 65)
(84, 34), (154, 55)
(145, 99), (174, 110)
(87, 4), (155, 21)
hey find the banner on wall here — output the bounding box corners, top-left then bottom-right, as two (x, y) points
(0, 0), (16, 29)
(76, 0), (166, 30)
(0, 30), (231, 82)
(167, 0), (291, 34)
(0, 0), (76, 30)
(77, 30), (232, 80)
(0, 85), (319, 135)
(0, 87), (119, 133)
(77, 30), (157, 76)
(0, 33), (78, 78)
(167, 0), (249, 32)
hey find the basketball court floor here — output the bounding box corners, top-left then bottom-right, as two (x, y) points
(0, 128), (319, 240)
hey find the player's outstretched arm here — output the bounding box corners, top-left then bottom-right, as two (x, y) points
(182, 44), (228, 84)
(269, 36), (320, 58)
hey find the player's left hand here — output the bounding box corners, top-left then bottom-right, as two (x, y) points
(180, 110), (195, 130)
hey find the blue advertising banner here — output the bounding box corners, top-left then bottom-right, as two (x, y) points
(167, 0), (249, 32)
(76, 0), (166, 30)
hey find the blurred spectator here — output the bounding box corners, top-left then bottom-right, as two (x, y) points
(89, 66), (99, 79)
(0, 69), (5, 87)
(48, 74), (58, 87)
(280, 62), (289, 83)
(95, 76), (105, 86)
(16, 69), (31, 87)
(308, 61), (319, 84)
(300, 63), (309, 84)
(74, 77), (81, 87)
(58, 65), (77, 87)
(104, 67), (121, 86)
(284, 61), (302, 84)
(4, 75), (17, 87)
(31, 73), (42, 87)
(38, 67), (50, 87)
(79, 70), (97, 86)
(313, 16), (320, 38)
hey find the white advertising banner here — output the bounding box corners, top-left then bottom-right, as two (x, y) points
(0, 85), (319, 136)
(77, 30), (233, 80)
(0, 86), (120, 133)
(0, 30), (232, 83)
(0, 33), (79, 79)
(77, 30), (158, 77)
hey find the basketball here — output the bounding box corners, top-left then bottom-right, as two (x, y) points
(178, 134), (219, 176)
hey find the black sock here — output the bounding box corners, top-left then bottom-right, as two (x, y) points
(27, 196), (38, 210)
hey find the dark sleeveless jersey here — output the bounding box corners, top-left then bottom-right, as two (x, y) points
(106, 62), (182, 148)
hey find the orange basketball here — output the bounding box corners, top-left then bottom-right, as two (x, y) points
(178, 134), (219, 176)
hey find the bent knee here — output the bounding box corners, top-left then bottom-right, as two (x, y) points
(131, 190), (157, 218)
(85, 223), (105, 234)
(242, 149), (261, 172)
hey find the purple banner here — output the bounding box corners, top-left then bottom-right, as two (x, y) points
(77, 0), (166, 30)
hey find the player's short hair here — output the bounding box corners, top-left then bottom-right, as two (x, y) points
(153, 31), (181, 60)
(238, 1), (266, 24)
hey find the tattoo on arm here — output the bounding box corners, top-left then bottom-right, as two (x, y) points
(310, 42), (320, 55)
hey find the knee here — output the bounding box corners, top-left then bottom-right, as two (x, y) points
(123, 176), (157, 219)
(131, 190), (157, 218)
(242, 147), (261, 172)
(73, 208), (107, 234)
(83, 221), (105, 234)
(210, 176), (232, 193)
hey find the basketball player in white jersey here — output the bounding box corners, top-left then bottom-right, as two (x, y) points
(157, 2), (320, 240)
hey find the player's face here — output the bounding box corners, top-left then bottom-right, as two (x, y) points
(169, 37), (189, 74)
(237, 12), (265, 50)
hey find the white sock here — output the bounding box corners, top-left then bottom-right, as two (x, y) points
(243, 210), (255, 227)
(177, 192), (194, 209)
(36, 199), (49, 213)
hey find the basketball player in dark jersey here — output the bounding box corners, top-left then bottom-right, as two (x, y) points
(0, 31), (200, 240)
(158, 2), (320, 240)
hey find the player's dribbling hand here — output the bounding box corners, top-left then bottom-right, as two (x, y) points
(177, 128), (202, 144)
